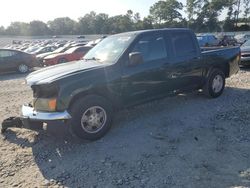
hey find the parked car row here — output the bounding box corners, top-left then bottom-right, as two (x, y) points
(196, 33), (250, 47)
(43, 46), (92, 66)
(0, 36), (109, 73)
(0, 37), (109, 74)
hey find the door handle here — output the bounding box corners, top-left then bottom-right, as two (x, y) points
(193, 56), (201, 60)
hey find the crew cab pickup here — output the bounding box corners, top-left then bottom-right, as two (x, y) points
(4, 28), (241, 140)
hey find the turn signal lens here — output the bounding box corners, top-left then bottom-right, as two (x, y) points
(48, 98), (57, 111)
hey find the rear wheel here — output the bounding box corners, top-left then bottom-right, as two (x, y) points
(203, 68), (225, 98)
(67, 95), (113, 140)
(18, 64), (29, 73)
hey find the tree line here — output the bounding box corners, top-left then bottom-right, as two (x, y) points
(0, 0), (249, 36)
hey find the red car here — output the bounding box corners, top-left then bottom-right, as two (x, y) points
(43, 46), (92, 66)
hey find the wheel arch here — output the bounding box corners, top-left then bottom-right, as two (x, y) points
(68, 89), (120, 112)
(206, 63), (229, 78)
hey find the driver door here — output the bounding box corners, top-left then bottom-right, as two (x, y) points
(121, 32), (172, 106)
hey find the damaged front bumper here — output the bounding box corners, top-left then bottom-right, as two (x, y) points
(1, 104), (71, 133)
(22, 105), (71, 121)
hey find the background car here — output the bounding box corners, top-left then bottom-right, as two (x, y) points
(217, 34), (238, 46)
(0, 49), (38, 73)
(196, 34), (219, 47)
(43, 46), (92, 66)
(240, 40), (250, 66)
(36, 46), (71, 65)
(31, 46), (57, 55)
(235, 34), (250, 44)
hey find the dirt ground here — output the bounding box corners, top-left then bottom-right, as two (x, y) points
(1, 69), (250, 188)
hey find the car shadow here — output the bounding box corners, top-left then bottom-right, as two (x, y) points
(0, 67), (42, 81)
(0, 72), (28, 81)
(3, 86), (250, 187)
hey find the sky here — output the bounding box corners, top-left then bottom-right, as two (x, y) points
(0, 0), (186, 27)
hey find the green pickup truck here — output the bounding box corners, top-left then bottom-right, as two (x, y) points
(2, 28), (241, 140)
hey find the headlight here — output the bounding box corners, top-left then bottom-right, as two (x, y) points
(34, 98), (57, 112)
(32, 83), (59, 112)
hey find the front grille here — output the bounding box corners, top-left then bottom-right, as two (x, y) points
(242, 54), (250, 57)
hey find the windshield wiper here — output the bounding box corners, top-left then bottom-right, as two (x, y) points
(84, 57), (100, 61)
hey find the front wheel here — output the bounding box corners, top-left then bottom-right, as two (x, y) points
(67, 95), (113, 140)
(18, 64), (29, 73)
(203, 68), (225, 98)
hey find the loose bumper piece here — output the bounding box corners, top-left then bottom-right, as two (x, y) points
(1, 117), (23, 133)
(1, 105), (71, 133)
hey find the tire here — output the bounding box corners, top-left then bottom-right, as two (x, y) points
(58, 58), (67, 64)
(67, 95), (113, 141)
(203, 68), (225, 98)
(18, 64), (29, 73)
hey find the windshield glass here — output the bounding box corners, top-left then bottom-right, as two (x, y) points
(54, 47), (65, 53)
(84, 34), (135, 63)
(65, 47), (78, 53)
(26, 47), (39, 53)
(34, 47), (44, 53)
(242, 40), (250, 47)
(235, 34), (244, 39)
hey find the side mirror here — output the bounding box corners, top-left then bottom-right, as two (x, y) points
(129, 52), (143, 66)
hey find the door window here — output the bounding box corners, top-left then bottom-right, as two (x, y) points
(132, 35), (167, 63)
(172, 32), (197, 57)
(0, 50), (16, 58)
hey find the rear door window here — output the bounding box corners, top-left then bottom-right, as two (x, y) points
(172, 32), (197, 57)
(0, 50), (16, 58)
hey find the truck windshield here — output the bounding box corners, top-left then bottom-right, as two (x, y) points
(84, 34), (134, 63)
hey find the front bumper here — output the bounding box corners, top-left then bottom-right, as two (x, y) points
(1, 105), (71, 133)
(241, 55), (250, 61)
(22, 105), (71, 121)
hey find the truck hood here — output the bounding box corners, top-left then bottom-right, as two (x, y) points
(26, 60), (106, 86)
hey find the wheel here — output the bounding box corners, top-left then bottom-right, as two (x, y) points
(203, 68), (225, 98)
(58, 58), (67, 64)
(18, 64), (29, 73)
(67, 95), (113, 140)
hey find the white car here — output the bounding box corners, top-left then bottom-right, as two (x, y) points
(235, 34), (250, 44)
(240, 40), (250, 66)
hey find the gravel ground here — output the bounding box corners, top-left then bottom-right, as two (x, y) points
(1, 69), (250, 188)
